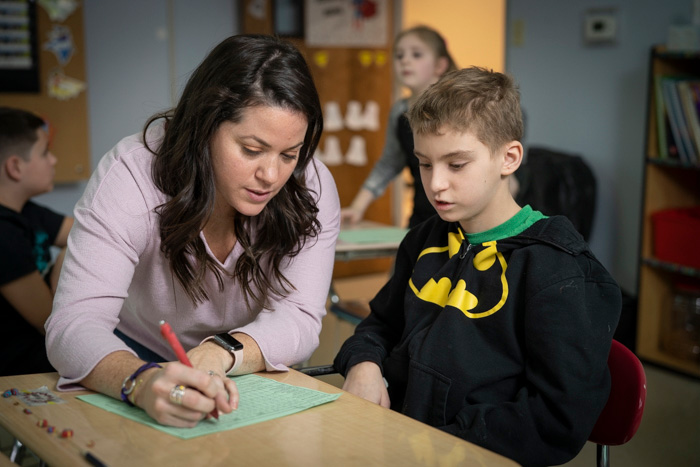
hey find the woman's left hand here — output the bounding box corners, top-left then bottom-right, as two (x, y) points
(187, 342), (239, 410)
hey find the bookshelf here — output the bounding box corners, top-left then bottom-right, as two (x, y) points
(637, 46), (700, 377)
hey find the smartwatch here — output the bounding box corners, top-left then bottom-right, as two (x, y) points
(211, 333), (244, 375)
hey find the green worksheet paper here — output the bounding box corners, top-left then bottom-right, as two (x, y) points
(77, 374), (341, 439)
(338, 227), (408, 244)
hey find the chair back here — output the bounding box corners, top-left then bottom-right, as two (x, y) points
(515, 146), (597, 241)
(588, 339), (647, 446)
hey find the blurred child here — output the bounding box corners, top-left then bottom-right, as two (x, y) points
(341, 25), (457, 228)
(0, 107), (73, 376)
(334, 68), (621, 466)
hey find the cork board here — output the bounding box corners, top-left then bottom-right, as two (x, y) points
(1, 1), (90, 183)
(241, 0), (395, 277)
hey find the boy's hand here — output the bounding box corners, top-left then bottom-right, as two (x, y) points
(342, 361), (390, 408)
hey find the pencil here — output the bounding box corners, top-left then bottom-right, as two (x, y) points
(159, 320), (219, 420)
(159, 320), (191, 365)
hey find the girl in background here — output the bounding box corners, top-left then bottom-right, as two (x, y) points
(341, 25), (457, 228)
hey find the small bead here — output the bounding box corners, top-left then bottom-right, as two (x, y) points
(2, 390), (11, 398)
(47, 426), (55, 434)
(60, 429), (73, 438)
(10, 388), (19, 395)
(23, 408), (32, 415)
(37, 419), (48, 427)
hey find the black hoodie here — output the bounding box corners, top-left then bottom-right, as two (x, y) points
(335, 209), (621, 467)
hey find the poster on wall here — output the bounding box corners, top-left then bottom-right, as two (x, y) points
(0, 0), (40, 93)
(305, 0), (387, 47)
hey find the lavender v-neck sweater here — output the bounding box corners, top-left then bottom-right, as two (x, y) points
(46, 124), (340, 390)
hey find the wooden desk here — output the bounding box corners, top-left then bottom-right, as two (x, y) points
(330, 221), (407, 323)
(334, 220), (406, 262)
(0, 371), (516, 466)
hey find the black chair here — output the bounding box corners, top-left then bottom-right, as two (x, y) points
(515, 146), (597, 241)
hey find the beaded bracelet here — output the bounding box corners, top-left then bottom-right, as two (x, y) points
(120, 362), (162, 406)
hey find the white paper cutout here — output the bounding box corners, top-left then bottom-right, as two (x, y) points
(38, 0), (79, 22)
(344, 100), (380, 131)
(315, 136), (343, 166)
(43, 25), (74, 66)
(345, 100), (364, 131)
(345, 135), (368, 166)
(363, 100), (380, 131)
(324, 101), (343, 132)
(47, 69), (85, 100)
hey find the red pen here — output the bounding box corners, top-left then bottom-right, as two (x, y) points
(159, 320), (219, 420)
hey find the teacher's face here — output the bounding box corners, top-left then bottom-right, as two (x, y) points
(209, 105), (308, 217)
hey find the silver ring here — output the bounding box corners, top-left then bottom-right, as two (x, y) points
(207, 370), (221, 378)
(169, 385), (186, 405)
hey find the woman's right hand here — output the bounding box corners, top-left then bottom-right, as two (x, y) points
(342, 361), (390, 408)
(133, 362), (238, 427)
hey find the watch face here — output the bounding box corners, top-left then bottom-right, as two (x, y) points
(214, 333), (244, 351)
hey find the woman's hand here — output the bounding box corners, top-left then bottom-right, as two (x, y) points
(132, 362), (238, 428)
(342, 361), (390, 408)
(187, 341), (240, 409)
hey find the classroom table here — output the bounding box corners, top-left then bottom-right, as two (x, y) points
(0, 371), (517, 467)
(330, 221), (408, 324)
(334, 220), (407, 262)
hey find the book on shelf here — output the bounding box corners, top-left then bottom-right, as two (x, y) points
(661, 77), (696, 164)
(654, 75), (677, 159)
(689, 81), (700, 163)
(665, 115), (680, 159)
(677, 80), (700, 163)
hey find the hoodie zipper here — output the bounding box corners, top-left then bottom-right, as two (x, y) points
(459, 241), (473, 259)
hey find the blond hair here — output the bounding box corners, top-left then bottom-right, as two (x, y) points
(407, 67), (523, 153)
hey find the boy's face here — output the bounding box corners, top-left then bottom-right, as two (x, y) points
(414, 127), (519, 233)
(21, 128), (56, 196)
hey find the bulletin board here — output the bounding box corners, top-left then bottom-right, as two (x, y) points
(242, 0), (395, 277)
(0, 1), (40, 92)
(0, 0), (90, 183)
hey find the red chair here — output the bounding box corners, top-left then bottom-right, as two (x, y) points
(588, 339), (647, 467)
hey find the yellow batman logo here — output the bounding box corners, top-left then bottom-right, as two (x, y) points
(409, 240), (508, 319)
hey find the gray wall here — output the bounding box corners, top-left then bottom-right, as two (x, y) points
(35, 0), (238, 218)
(37, 0), (692, 295)
(506, 0), (692, 293)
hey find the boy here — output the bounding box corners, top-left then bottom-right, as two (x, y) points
(333, 68), (621, 466)
(0, 107), (73, 376)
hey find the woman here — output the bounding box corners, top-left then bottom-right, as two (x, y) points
(46, 34), (340, 428)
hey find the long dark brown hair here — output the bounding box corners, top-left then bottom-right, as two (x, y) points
(143, 34), (323, 310)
